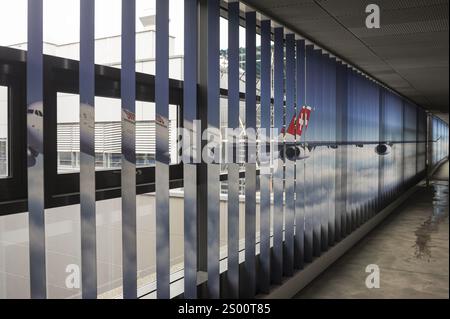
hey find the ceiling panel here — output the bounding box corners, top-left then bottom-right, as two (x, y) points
(242, 0), (449, 116)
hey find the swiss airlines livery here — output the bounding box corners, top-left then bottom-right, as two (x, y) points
(275, 105), (432, 162)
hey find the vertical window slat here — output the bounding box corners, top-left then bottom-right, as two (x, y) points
(271, 27), (284, 285)
(294, 39), (305, 269)
(243, 10), (257, 298)
(226, 0), (240, 299)
(206, 0), (220, 299)
(79, 0), (97, 299)
(258, 19), (272, 293)
(27, 0), (46, 299)
(335, 61), (344, 241)
(156, 0), (170, 299)
(347, 67), (354, 234)
(283, 33), (295, 276)
(303, 44), (314, 263)
(319, 52), (328, 252)
(183, 0), (198, 300)
(121, 0), (137, 299)
(328, 57), (337, 245)
(355, 71), (362, 228)
(312, 49), (321, 257)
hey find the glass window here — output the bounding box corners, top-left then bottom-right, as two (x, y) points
(58, 152), (74, 171)
(136, 153), (154, 166)
(109, 153), (122, 168)
(0, 86), (8, 178)
(57, 92), (179, 173)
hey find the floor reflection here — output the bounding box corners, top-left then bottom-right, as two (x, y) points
(413, 181), (449, 261)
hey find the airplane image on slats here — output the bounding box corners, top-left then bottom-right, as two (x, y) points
(275, 105), (438, 162)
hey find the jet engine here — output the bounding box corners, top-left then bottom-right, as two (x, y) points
(375, 143), (391, 155)
(279, 145), (309, 161)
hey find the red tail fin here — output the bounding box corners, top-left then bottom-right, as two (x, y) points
(296, 106), (312, 137)
(282, 114), (297, 135)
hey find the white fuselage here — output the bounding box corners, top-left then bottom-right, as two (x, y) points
(27, 101), (44, 155)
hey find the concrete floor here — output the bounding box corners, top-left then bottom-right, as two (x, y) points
(295, 161), (449, 299)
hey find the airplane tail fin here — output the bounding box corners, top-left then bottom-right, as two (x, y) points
(281, 114), (297, 136)
(296, 105), (312, 137)
(282, 106), (313, 137)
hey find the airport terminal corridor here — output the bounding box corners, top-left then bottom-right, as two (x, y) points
(0, 0), (448, 300)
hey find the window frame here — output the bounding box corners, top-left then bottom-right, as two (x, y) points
(0, 47), (184, 215)
(48, 52), (185, 209)
(0, 49), (27, 212)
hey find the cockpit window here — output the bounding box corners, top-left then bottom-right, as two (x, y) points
(34, 110), (43, 117)
(27, 109), (34, 114)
